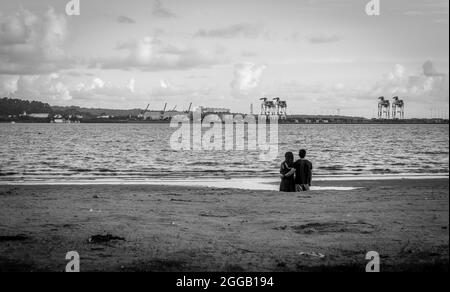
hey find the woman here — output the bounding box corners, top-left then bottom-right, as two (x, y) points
(279, 152), (296, 192)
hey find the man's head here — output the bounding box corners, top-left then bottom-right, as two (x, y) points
(299, 149), (307, 159)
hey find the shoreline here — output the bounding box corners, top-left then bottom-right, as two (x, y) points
(0, 178), (448, 272)
(0, 174), (448, 191)
(1, 120), (449, 125)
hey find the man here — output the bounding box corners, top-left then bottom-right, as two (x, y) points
(293, 149), (313, 192)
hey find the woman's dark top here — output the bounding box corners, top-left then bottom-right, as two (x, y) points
(279, 162), (296, 192)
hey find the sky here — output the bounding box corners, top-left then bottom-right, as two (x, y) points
(0, 0), (448, 118)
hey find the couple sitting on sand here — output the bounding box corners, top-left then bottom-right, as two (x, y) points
(280, 149), (313, 192)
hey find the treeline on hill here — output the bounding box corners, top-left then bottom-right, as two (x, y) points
(0, 98), (142, 119)
(0, 97), (52, 116)
(51, 106), (141, 117)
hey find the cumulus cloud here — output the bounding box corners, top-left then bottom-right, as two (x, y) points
(92, 78), (105, 89)
(0, 7), (72, 75)
(117, 15), (136, 24)
(370, 61), (448, 102)
(194, 23), (264, 39)
(152, 0), (176, 18)
(152, 79), (211, 98)
(73, 77), (210, 107)
(258, 60), (448, 117)
(71, 77), (138, 102)
(160, 79), (171, 89)
(0, 73), (142, 105)
(127, 78), (136, 93)
(0, 75), (19, 95)
(231, 63), (266, 98)
(0, 70), (213, 108)
(423, 60), (446, 77)
(92, 36), (224, 71)
(1, 74), (73, 102)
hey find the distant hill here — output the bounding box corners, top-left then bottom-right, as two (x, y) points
(51, 106), (142, 117)
(0, 98), (142, 118)
(0, 97), (52, 116)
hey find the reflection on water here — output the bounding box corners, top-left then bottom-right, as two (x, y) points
(0, 123), (448, 182)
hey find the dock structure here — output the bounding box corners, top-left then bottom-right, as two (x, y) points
(260, 97), (288, 119)
(285, 115), (367, 124)
(377, 96), (406, 120)
(391, 96), (405, 119)
(378, 96), (391, 119)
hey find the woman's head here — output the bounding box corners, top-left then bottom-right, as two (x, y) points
(285, 152), (294, 163)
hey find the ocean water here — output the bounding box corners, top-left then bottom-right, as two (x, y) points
(0, 123), (448, 182)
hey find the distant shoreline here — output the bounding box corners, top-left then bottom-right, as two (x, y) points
(1, 120), (449, 125)
(1, 175), (448, 190)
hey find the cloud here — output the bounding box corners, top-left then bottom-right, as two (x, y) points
(258, 60), (449, 117)
(117, 15), (136, 24)
(0, 7), (73, 75)
(370, 62), (448, 102)
(72, 77), (136, 100)
(152, 79), (211, 98)
(0, 73), (140, 105)
(152, 0), (176, 18)
(307, 34), (343, 44)
(160, 79), (171, 89)
(92, 78), (105, 89)
(0, 75), (19, 95)
(423, 60), (445, 77)
(2, 74), (72, 102)
(0, 71), (212, 108)
(194, 23), (264, 39)
(92, 36), (224, 71)
(231, 63), (266, 98)
(127, 78), (136, 93)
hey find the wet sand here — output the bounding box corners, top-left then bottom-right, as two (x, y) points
(0, 178), (448, 272)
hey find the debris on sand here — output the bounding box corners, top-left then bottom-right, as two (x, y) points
(87, 234), (125, 244)
(199, 212), (228, 218)
(0, 189), (18, 196)
(299, 251), (325, 259)
(170, 198), (192, 202)
(291, 221), (376, 234)
(226, 242), (256, 253)
(0, 235), (29, 242)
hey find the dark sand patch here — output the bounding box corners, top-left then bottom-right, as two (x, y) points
(0, 235), (30, 242)
(290, 221), (377, 234)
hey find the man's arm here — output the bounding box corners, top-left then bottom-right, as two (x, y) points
(308, 162), (313, 186)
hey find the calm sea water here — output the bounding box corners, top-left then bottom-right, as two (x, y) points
(0, 123), (448, 182)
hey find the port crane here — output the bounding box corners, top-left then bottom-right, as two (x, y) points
(139, 103), (150, 119)
(161, 103), (168, 120)
(391, 96), (405, 119)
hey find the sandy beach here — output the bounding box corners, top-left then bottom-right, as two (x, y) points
(0, 178), (448, 272)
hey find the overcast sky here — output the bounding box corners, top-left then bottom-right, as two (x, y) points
(0, 0), (448, 117)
